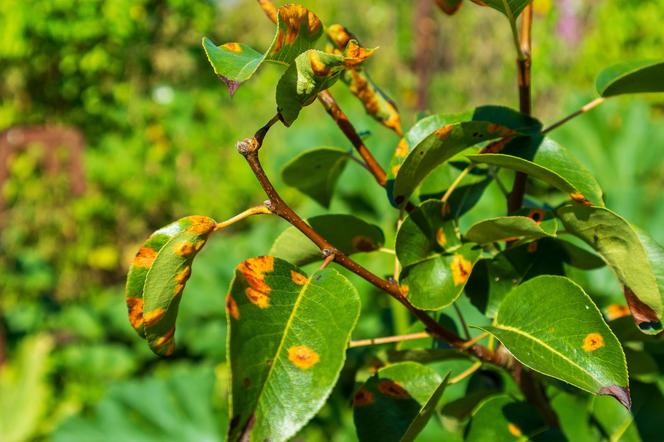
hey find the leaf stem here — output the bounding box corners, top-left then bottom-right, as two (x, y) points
(348, 332), (431, 348)
(214, 205), (272, 231)
(441, 164), (475, 207)
(541, 97), (606, 134)
(449, 361), (482, 384)
(452, 302), (471, 340)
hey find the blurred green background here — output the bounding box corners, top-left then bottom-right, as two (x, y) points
(1, 0), (663, 440)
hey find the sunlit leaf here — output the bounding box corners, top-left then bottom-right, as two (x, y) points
(270, 214), (384, 265)
(125, 216), (216, 356)
(227, 257), (360, 441)
(557, 204), (664, 334)
(465, 215), (557, 244)
(596, 60), (664, 97)
(202, 5), (323, 95)
(281, 147), (349, 207)
(480, 275), (630, 407)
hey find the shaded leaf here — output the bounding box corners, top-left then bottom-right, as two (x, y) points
(419, 176), (493, 219)
(125, 216), (216, 356)
(227, 257), (360, 441)
(470, 0), (532, 19)
(465, 215), (557, 244)
(596, 60), (664, 97)
(400, 375), (450, 442)
(480, 275), (630, 406)
(281, 147), (349, 207)
(467, 138), (604, 206)
(202, 5), (323, 94)
(401, 243), (481, 311)
(556, 204), (664, 334)
(269, 214), (384, 265)
(435, 0), (464, 15)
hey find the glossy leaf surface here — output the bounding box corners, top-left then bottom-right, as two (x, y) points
(481, 276), (629, 406)
(281, 147), (349, 207)
(202, 5), (322, 94)
(270, 214), (384, 265)
(125, 216), (216, 356)
(596, 60), (664, 97)
(227, 257), (360, 441)
(557, 204), (664, 334)
(465, 215), (556, 244)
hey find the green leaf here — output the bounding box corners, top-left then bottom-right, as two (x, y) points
(276, 42), (375, 126)
(434, 0), (464, 15)
(281, 147), (349, 207)
(470, 0), (532, 19)
(465, 215), (557, 244)
(556, 204), (664, 334)
(270, 214), (384, 266)
(466, 395), (564, 442)
(596, 60), (664, 97)
(125, 216), (216, 356)
(467, 138), (604, 206)
(480, 275), (630, 407)
(401, 243), (481, 311)
(202, 5), (323, 94)
(353, 362), (444, 442)
(396, 200), (462, 269)
(400, 375), (450, 442)
(227, 257), (360, 441)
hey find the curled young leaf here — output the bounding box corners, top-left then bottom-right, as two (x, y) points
(227, 257), (360, 441)
(464, 215), (557, 244)
(596, 60), (664, 98)
(202, 4), (323, 95)
(125, 215), (216, 356)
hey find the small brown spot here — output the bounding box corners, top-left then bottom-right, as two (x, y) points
(352, 387), (374, 407)
(400, 284), (409, 297)
(570, 192), (592, 206)
(186, 216), (216, 235)
(226, 294), (240, 320)
(290, 270), (308, 286)
(527, 241), (538, 253)
(436, 228), (447, 246)
(126, 297), (144, 329)
(451, 254), (473, 286)
(133, 247), (157, 268)
(582, 333), (605, 352)
(606, 304), (630, 321)
(352, 235), (377, 252)
(174, 241), (196, 257)
(153, 328), (175, 348)
(528, 208), (545, 224)
(221, 42), (242, 53)
(507, 423), (522, 437)
(377, 380), (411, 399)
(242, 377), (251, 388)
(480, 138), (510, 154)
(288, 345), (320, 369)
(143, 307), (166, 327)
(435, 124), (454, 139)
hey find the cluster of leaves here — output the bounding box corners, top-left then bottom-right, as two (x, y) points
(123, 2), (664, 441)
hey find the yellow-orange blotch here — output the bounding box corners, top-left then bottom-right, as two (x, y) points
(226, 294), (240, 320)
(153, 328), (175, 348)
(352, 387), (374, 407)
(186, 216), (216, 235)
(436, 228), (447, 246)
(451, 254), (473, 286)
(378, 380), (410, 399)
(606, 304), (631, 321)
(288, 345), (320, 369)
(175, 266), (191, 284)
(174, 241), (196, 257)
(435, 124), (454, 139)
(394, 138), (408, 158)
(309, 51), (331, 77)
(570, 192), (592, 206)
(582, 333), (605, 352)
(238, 257), (274, 308)
(126, 297), (144, 329)
(221, 42), (242, 53)
(290, 270), (308, 286)
(143, 307), (166, 327)
(507, 423), (523, 437)
(133, 247), (157, 268)
(327, 24), (351, 48)
(245, 288), (270, 309)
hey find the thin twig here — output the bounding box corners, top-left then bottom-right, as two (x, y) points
(320, 252), (336, 270)
(542, 97), (605, 134)
(214, 205), (272, 231)
(453, 303), (471, 340)
(449, 361), (482, 384)
(348, 332), (431, 348)
(441, 165), (475, 206)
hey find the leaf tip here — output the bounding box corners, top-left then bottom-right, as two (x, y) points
(599, 385), (631, 410)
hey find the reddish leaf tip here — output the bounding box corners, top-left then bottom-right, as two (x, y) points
(599, 385), (632, 410)
(220, 76), (241, 96)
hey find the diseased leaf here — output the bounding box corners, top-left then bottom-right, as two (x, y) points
(471, 0), (532, 19)
(281, 147), (349, 207)
(401, 243), (481, 311)
(467, 138), (604, 206)
(327, 24), (402, 135)
(125, 215), (216, 356)
(480, 275), (630, 407)
(227, 257), (360, 442)
(556, 204), (664, 334)
(270, 214), (384, 266)
(465, 215), (557, 244)
(466, 395), (565, 442)
(596, 60), (664, 97)
(276, 41), (375, 125)
(435, 0), (464, 15)
(202, 5), (323, 94)
(352, 362), (444, 442)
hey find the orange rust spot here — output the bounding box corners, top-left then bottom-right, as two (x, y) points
(451, 254), (473, 286)
(226, 294), (240, 320)
(174, 241), (196, 257)
(480, 137), (510, 154)
(527, 241), (538, 253)
(238, 256), (273, 292)
(352, 235), (377, 252)
(435, 124), (455, 139)
(570, 192), (592, 206)
(143, 307), (166, 327)
(288, 345), (320, 369)
(606, 304), (631, 321)
(126, 297), (144, 329)
(153, 328), (175, 348)
(436, 228), (447, 246)
(276, 5), (320, 49)
(193, 239), (205, 252)
(175, 266), (191, 284)
(162, 340), (176, 357)
(394, 138), (408, 158)
(343, 40), (375, 66)
(309, 51), (332, 76)
(186, 216), (216, 235)
(352, 387), (374, 407)
(327, 24), (352, 48)
(378, 380), (411, 399)
(528, 208), (545, 224)
(507, 423), (523, 437)
(221, 42), (242, 53)
(133, 247), (157, 268)
(349, 70), (380, 115)
(385, 113), (403, 135)
(174, 283), (185, 297)
(582, 333), (605, 352)
(399, 284), (409, 297)
(290, 270), (308, 286)
(246, 287), (270, 309)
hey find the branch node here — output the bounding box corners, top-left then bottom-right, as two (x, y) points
(236, 137), (259, 156)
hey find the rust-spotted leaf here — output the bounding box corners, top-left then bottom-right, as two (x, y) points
(125, 215), (216, 356)
(227, 257), (360, 441)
